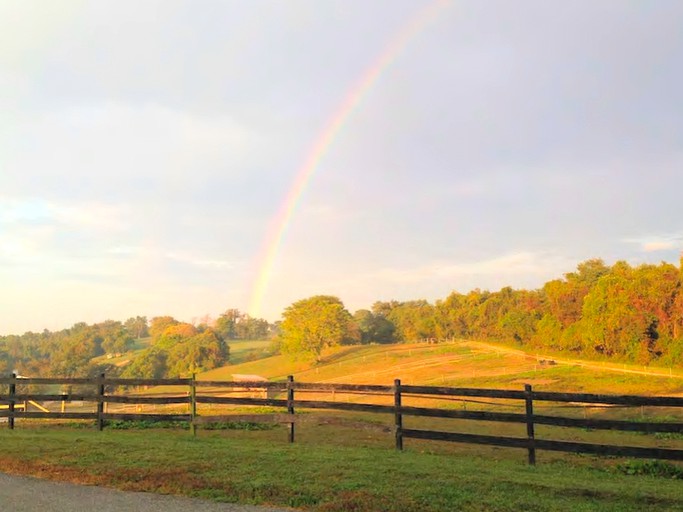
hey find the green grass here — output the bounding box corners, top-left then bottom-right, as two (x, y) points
(224, 338), (274, 365)
(198, 341), (683, 396)
(91, 337), (153, 366)
(0, 427), (682, 511)
(464, 363), (683, 395)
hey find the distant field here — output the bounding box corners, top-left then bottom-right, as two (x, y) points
(90, 337), (153, 367)
(199, 341), (683, 396)
(224, 338), (273, 365)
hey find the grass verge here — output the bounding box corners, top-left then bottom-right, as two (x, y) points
(0, 427), (682, 511)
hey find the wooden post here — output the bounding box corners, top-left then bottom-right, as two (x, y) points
(8, 373), (16, 430)
(97, 373), (105, 431)
(190, 373), (197, 437)
(394, 379), (403, 450)
(524, 384), (536, 465)
(287, 375), (295, 443)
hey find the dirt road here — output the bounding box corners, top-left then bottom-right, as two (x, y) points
(0, 472), (291, 512)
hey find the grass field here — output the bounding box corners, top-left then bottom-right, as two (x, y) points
(5, 340), (683, 510)
(90, 337), (153, 367)
(200, 341), (683, 396)
(1, 427), (681, 511)
(224, 338), (273, 364)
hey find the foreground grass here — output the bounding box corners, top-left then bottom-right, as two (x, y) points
(1, 428), (682, 511)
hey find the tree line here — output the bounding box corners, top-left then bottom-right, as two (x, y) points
(278, 258), (683, 367)
(0, 310), (272, 378)
(3, 257), (683, 377)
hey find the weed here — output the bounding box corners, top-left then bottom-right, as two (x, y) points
(616, 460), (683, 479)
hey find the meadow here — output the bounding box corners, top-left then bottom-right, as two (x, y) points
(4, 339), (683, 511)
(201, 340), (683, 395)
(1, 427), (682, 512)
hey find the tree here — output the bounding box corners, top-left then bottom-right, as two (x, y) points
(122, 348), (167, 379)
(124, 316), (148, 339)
(165, 330), (229, 376)
(353, 309), (395, 344)
(149, 316), (179, 343)
(280, 296), (353, 362)
(215, 309), (241, 340)
(387, 300), (436, 341)
(98, 320), (133, 354)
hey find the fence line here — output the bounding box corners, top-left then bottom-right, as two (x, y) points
(1, 374), (682, 465)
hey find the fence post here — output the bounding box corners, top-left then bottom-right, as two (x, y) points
(524, 384), (536, 465)
(394, 379), (403, 450)
(8, 373), (16, 430)
(97, 373), (105, 431)
(287, 375), (295, 443)
(190, 373), (197, 437)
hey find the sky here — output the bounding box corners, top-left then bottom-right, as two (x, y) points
(2, 0), (683, 335)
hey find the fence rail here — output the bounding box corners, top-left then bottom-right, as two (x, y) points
(1, 374), (682, 465)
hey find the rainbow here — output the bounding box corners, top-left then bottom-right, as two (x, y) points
(248, 0), (450, 317)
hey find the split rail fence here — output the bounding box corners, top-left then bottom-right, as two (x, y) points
(1, 374), (682, 465)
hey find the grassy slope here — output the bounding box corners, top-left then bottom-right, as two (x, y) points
(200, 341), (683, 395)
(0, 428), (681, 512)
(91, 337), (153, 367)
(223, 338), (273, 365)
(6, 340), (683, 510)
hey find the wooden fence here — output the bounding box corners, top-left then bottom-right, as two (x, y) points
(1, 374), (682, 465)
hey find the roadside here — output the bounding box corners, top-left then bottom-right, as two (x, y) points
(0, 472), (291, 512)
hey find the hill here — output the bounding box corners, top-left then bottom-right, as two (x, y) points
(200, 340), (683, 395)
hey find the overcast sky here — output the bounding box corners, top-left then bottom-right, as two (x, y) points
(2, 0), (683, 334)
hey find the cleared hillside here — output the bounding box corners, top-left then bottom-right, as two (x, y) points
(200, 341), (683, 395)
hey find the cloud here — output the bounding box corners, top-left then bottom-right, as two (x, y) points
(164, 251), (234, 269)
(642, 241), (677, 252)
(623, 234), (682, 253)
(2, 102), (262, 202)
(370, 251), (573, 284)
(1, 197), (128, 231)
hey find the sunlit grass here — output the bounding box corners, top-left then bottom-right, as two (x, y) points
(197, 341), (683, 396)
(10, 339), (683, 511)
(1, 427), (682, 511)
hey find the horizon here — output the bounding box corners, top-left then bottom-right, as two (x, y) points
(2, 253), (682, 336)
(3, 1), (683, 336)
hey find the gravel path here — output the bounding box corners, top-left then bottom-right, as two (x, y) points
(0, 472), (292, 512)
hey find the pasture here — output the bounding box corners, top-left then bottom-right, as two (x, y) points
(1, 427), (682, 512)
(3, 340), (683, 511)
(202, 340), (683, 395)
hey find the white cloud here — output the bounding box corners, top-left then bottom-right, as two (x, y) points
(2, 102), (260, 199)
(164, 251), (234, 269)
(369, 251), (573, 284)
(623, 233), (682, 253)
(642, 241), (677, 252)
(0, 197), (128, 230)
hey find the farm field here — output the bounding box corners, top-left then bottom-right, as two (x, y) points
(224, 338), (274, 365)
(90, 337), (153, 368)
(201, 340), (683, 396)
(0, 427), (682, 512)
(4, 340), (683, 512)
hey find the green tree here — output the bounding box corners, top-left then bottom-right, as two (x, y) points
(353, 309), (395, 344)
(122, 348), (167, 379)
(215, 309), (241, 340)
(149, 316), (179, 343)
(280, 296), (353, 362)
(165, 330), (228, 376)
(124, 316), (148, 339)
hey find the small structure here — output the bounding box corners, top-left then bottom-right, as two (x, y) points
(231, 374), (268, 382)
(231, 374), (274, 398)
